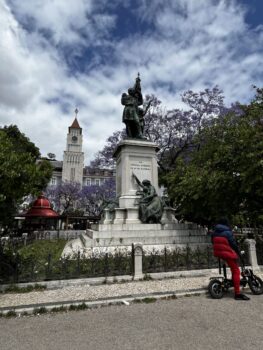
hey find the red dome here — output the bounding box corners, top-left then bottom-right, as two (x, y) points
(25, 195), (59, 218)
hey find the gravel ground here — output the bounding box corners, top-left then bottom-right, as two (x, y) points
(1, 271), (262, 308)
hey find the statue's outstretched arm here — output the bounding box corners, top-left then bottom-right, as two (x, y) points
(132, 172), (142, 188)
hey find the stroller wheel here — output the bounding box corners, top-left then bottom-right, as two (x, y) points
(208, 279), (224, 299)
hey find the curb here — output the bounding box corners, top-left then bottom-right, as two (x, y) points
(0, 288), (207, 316)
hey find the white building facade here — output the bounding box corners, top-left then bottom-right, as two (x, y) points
(62, 117), (84, 185)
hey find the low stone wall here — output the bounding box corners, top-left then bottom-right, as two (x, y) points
(34, 230), (86, 240)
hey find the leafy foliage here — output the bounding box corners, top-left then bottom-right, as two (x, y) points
(1, 241), (133, 283)
(0, 125), (52, 229)
(165, 88), (263, 226)
(18, 239), (67, 262)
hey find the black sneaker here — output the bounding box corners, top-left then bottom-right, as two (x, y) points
(235, 294), (250, 300)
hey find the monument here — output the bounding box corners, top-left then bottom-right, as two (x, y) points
(62, 75), (209, 256)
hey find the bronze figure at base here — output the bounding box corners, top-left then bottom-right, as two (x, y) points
(133, 173), (164, 224)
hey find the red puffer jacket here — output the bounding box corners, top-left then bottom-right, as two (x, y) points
(213, 236), (238, 260)
(212, 224), (239, 260)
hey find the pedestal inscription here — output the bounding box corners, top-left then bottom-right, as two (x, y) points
(130, 159), (151, 189)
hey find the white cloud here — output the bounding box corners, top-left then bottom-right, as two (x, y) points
(8, 0), (116, 46)
(0, 0), (263, 164)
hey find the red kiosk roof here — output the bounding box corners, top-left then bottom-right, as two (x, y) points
(25, 195), (59, 218)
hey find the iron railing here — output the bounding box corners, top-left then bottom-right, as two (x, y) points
(0, 249), (133, 284)
(256, 236), (263, 266)
(1, 232), (262, 284)
(142, 245), (218, 273)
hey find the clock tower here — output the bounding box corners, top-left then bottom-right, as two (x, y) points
(62, 109), (84, 185)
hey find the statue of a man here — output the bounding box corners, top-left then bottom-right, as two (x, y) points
(121, 74), (144, 139)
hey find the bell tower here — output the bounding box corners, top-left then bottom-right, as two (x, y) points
(62, 109), (84, 185)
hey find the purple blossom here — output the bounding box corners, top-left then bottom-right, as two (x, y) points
(80, 178), (116, 216)
(45, 181), (81, 214)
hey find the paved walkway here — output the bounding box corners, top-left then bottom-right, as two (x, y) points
(0, 275), (209, 308)
(1, 270), (262, 311)
(1, 294), (263, 350)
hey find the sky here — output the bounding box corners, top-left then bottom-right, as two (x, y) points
(0, 0), (263, 164)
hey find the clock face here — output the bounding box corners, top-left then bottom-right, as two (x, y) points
(72, 136), (78, 142)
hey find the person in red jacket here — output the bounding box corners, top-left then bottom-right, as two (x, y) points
(212, 218), (250, 300)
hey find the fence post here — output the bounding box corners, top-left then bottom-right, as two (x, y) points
(22, 232), (28, 246)
(46, 253), (51, 278)
(245, 239), (260, 271)
(77, 250), (81, 276)
(104, 253), (109, 276)
(133, 243), (143, 280)
(164, 247), (167, 272)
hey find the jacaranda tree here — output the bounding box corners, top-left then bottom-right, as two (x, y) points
(45, 178), (116, 217)
(165, 88), (263, 227)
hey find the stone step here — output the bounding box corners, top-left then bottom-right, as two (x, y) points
(92, 223), (201, 232)
(81, 234), (210, 247)
(87, 229), (207, 239)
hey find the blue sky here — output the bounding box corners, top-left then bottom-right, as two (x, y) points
(0, 0), (263, 164)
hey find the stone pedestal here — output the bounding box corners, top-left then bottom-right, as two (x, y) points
(102, 209), (113, 224)
(113, 208), (126, 224)
(161, 207), (178, 227)
(126, 208), (140, 224)
(113, 139), (159, 209)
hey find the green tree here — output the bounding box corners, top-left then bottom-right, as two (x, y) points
(165, 89), (263, 226)
(0, 125), (52, 230)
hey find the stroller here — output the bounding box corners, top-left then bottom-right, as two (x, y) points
(208, 251), (263, 298)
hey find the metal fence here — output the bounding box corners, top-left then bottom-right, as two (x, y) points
(256, 237), (263, 265)
(142, 245), (218, 273)
(1, 234), (261, 285)
(0, 250), (134, 284)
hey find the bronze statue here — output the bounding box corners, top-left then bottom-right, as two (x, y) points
(133, 173), (164, 223)
(121, 74), (144, 139)
(101, 198), (119, 213)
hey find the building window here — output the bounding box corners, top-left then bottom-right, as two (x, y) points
(86, 178), (91, 186)
(51, 177), (56, 185)
(95, 179), (100, 186)
(70, 168), (75, 182)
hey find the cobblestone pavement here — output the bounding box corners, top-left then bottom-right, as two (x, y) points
(1, 271), (262, 308)
(0, 276), (209, 307)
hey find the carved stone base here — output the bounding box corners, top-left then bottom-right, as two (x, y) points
(113, 208), (126, 224)
(126, 207), (141, 224)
